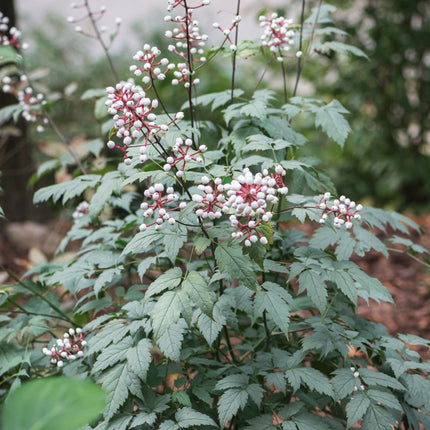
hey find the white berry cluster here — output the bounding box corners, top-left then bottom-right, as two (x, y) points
(72, 201), (89, 219)
(139, 184), (187, 231)
(0, 12), (28, 49)
(130, 45), (176, 90)
(42, 328), (87, 368)
(192, 166), (288, 246)
(350, 366), (366, 392)
(212, 15), (241, 52)
(105, 79), (183, 164)
(164, 1), (210, 87)
(2, 75), (48, 132)
(318, 192), (363, 229)
(163, 137), (207, 177)
(259, 13), (295, 62)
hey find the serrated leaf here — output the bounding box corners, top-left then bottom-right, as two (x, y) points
(92, 336), (132, 373)
(346, 390), (370, 428)
(194, 237), (212, 255)
(94, 267), (123, 296)
(175, 407), (217, 428)
(151, 291), (182, 338)
(331, 368), (359, 400)
(196, 313), (223, 346)
(329, 270), (357, 305)
(137, 256), (157, 280)
(172, 391), (192, 407)
(99, 362), (130, 420)
(361, 404), (397, 430)
(146, 267), (182, 298)
(298, 270), (327, 312)
(34, 175), (101, 205)
(218, 388), (248, 427)
(256, 283), (291, 335)
(318, 41), (368, 59)
(367, 389), (402, 412)
(164, 230), (187, 263)
(159, 420), (180, 430)
(285, 367), (334, 397)
(89, 171), (122, 218)
(130, 412), (157, 428)
(183, 271), (213, 315)
(127, 338), (152, 381)
(359, 368), (405, 391)
(157, 319), (187, 361)
(121, 229), (162, 256)
(311, 100), (351, 147)
(246, 384), (265, 407)
(215, 242), (257, 290)
(216, 374), (248, 390)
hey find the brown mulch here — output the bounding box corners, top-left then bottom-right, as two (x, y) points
(1, 214), (430, 357)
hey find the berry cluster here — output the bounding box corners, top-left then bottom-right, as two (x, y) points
(2, 75), (48, 132)
(192, 166), (288, 246)
(318, 192), (363, 229)
(42, 328), (87, 368)
(163, 137), (207, 177)
(130, 45), (176, 90)
(212, 15), (241, 52)
(139, 184), (187, 231)
(73, 201), (89, 219)
(0, 12), (28, 50)
(350, 366), (366, 392)
(259, 13), (295, 62)
(67, 2), (122, 41)
(164, 1), (210, 87)
(105, 80), (183, 163)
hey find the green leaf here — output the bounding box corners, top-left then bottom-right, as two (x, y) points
(218, 388), (249, 427)
(89, 171), (122, 218)
(121, 229), (162, 256)
(0, 103), (23, 125)
(151, 291), (182, 338)
(329, 270), (357, 305)
(311, 100), (351, 147)
(34, 175), (101, 205)
(81, 88), (107, 100)
(361, 404), (397, 430)
(331, 368), (359, 400)
(183, 271), (213, 315)
(157, 319), (187, 361)
(298, 270), (327, 312)
(346, 390), (370, 428)
(318, 41), (368, 59)
(196, 312), (223, 346)
(194, 237), (212, 255)
(367, 389), (403, 412)
(1, 377), (106, 430)
(146, 267), (183, 298)
(284, 367), (334, 397)
(99, 362), (130, 420)
(92, 336), (132, 373)
(126, 338), (152, 381)
(359, 368), (405, 391)
(175, 407), (217, 428)
(255, 283), (291, 335)
(159, 420), (180, 430)
(0, 45), (23, 66)
(215, 374), (248, 390)
(215, 242), (257, 290)
(172, 391), (192, 407)
(94, 267), (123, 296)
(164, 228), (187, 263)
(246, 384), (265, 407)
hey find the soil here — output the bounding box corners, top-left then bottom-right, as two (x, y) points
(1, 214), (429, 358)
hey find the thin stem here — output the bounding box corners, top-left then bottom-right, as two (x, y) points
(42, 109), (88, 174)
(84, 0), (119, 81)
(223, 326), (238, 363)
(262, 310), (271, 351)
(387, 247), (430, 268)
(293, 0), (306, 97)
(280, 59), (288, 103)
(183, 1), (195, 132)
(230, 0), (241, 104)
(1, 266), (75, 325)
